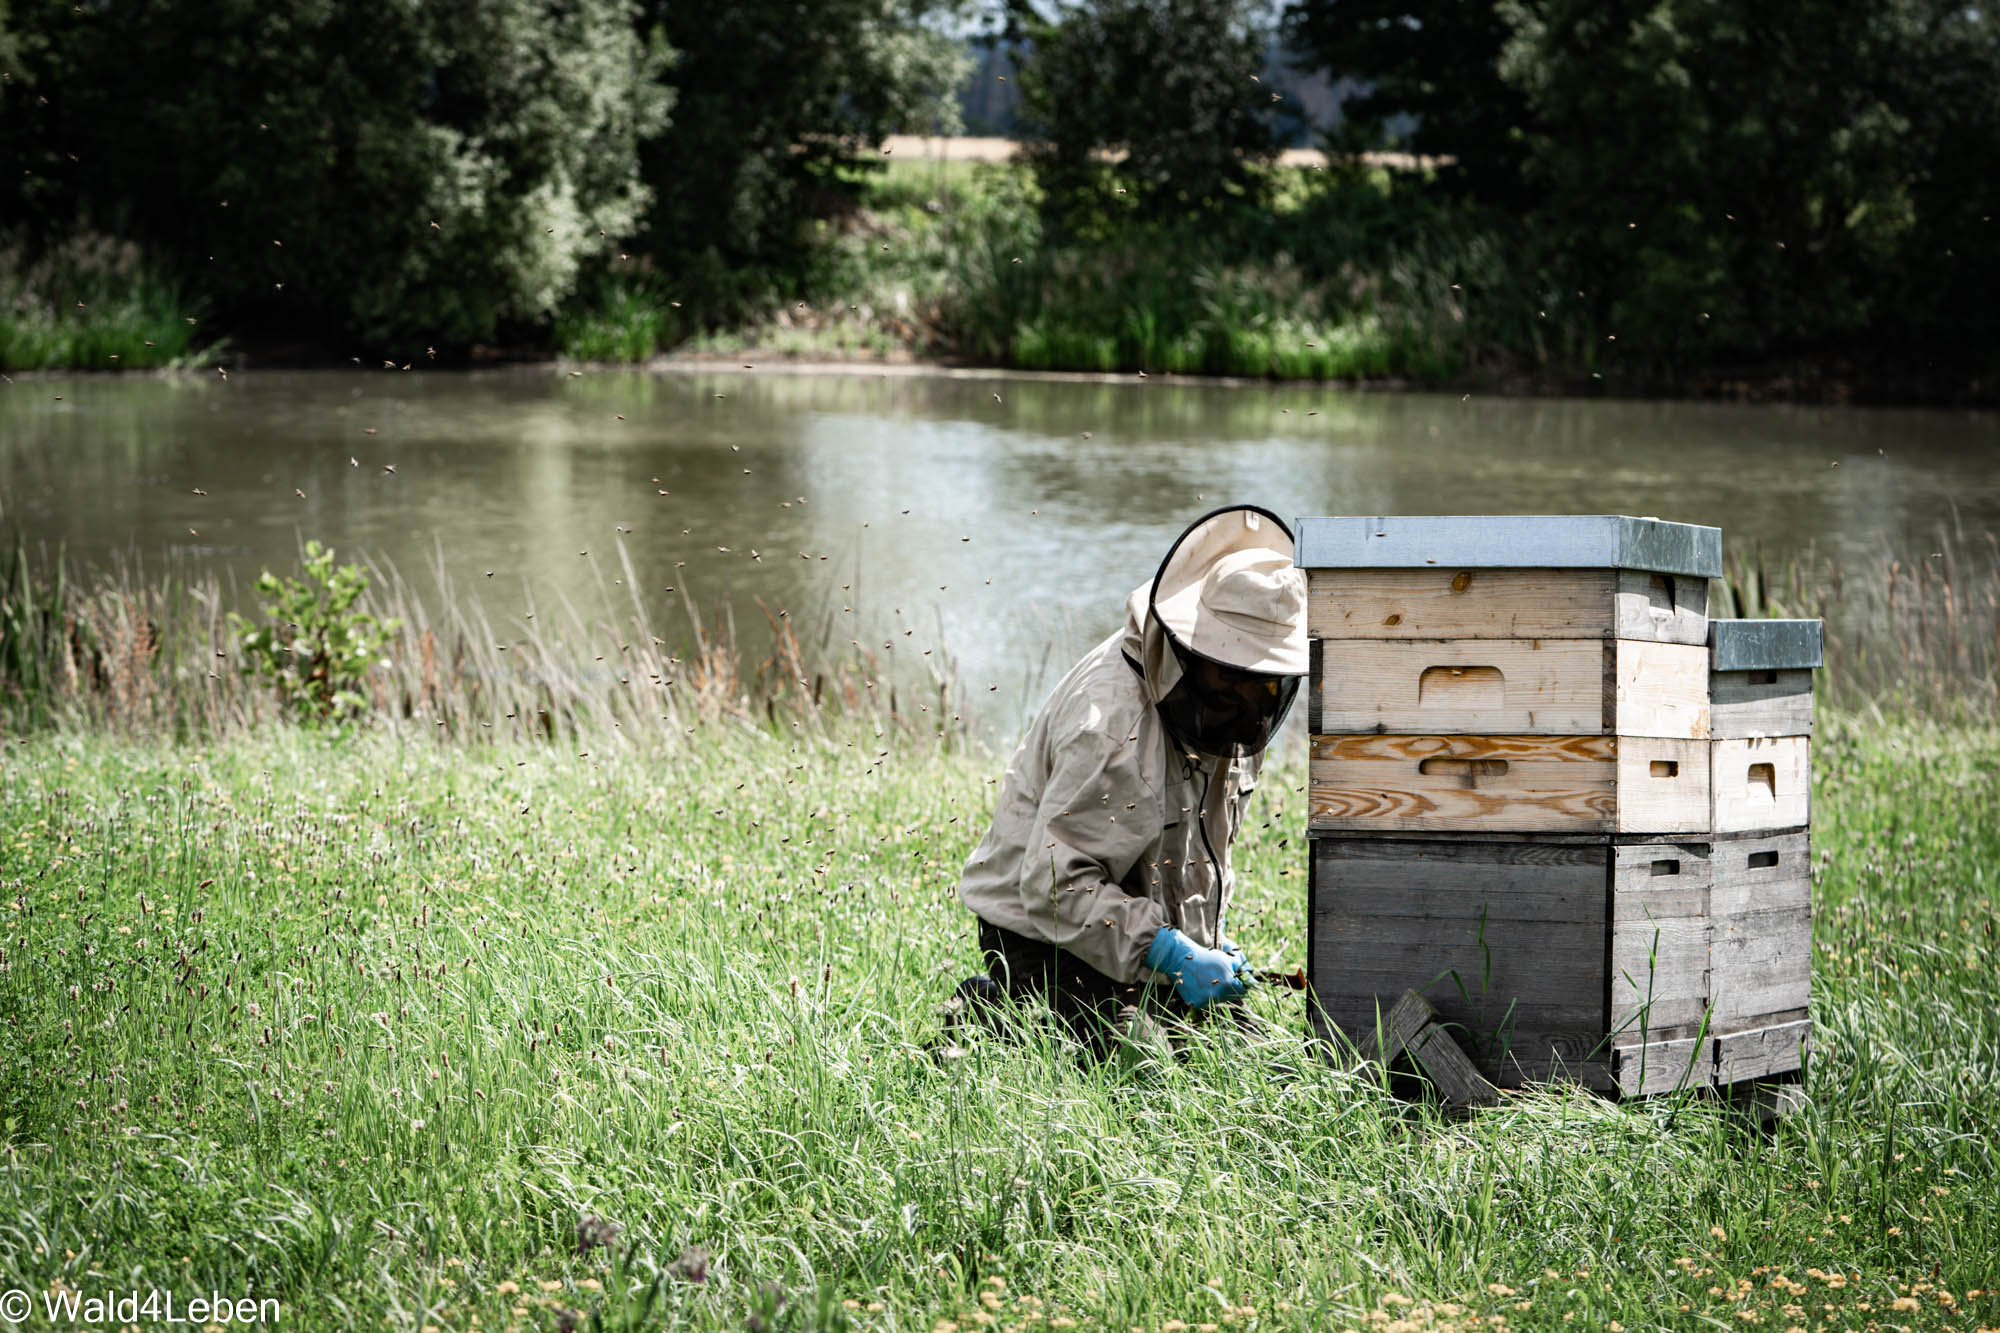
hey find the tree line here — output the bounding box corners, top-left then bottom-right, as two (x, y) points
(3, 0), (1996, 390)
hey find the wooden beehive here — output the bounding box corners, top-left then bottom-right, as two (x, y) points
(1300, 516), (1722, 839)
(1299, 516), (1817, 1098)
(1703, 620), (1821, 1084)
(1309, 833), (1714, 1094)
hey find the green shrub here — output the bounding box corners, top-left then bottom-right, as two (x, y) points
(227, 542), (396, 726)
(554, 272), (678, 363)
(0, 233), (218, 371)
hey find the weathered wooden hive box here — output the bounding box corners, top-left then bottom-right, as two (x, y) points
(1298, 515), (1818, 1098)
(1705, 618), (1820, 1086)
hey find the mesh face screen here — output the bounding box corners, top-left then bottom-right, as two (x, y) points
(1156, 639), (1300, 760)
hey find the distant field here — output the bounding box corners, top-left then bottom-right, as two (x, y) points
(876, 134), (1444, 171)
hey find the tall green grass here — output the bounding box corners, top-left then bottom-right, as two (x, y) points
(0, 539), (960, 749)
(0, 710), (1994, 1331)
(8, 535), (1992, 746)
(553, 273), (682, 365)
(0, 233), (219, 371)
(1716, 530), (2000, 720)
(646, 161), (1513, 383)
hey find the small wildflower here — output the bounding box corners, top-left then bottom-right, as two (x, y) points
(495, 1281), (519, 1296)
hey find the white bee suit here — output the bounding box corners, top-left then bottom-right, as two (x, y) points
(957, 580), (1260, 983)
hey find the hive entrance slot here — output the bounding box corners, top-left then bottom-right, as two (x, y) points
(1748, 850), (1780, 869)
(1748, 762), (1777, 796)
(1417, 757), (1509, 784)
(1418, 665), (1504, 709)
(1749, 669), (1779, 685)
(1650, 760), (1681, 778)
(1650, 859), (1681, 877)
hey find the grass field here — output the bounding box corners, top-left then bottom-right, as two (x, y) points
(1, 707), (1996, 1332)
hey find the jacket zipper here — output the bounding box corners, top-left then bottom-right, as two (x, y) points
(1194, 757), (1223, 943)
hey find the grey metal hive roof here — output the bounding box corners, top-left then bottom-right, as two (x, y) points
(1293, 515), (1723, 578)
(1709, 619), (1824, 671)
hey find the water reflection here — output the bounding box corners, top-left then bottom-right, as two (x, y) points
(4, 367), (1995, 730)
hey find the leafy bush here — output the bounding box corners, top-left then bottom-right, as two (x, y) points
(637, 0), (969, 318)
(1012, 0), (1279, 231)
(0, 232), (218, 370)
(228, 543), (397, 726)
(1, 0), (672, 354)
(554, 272), (679, 363)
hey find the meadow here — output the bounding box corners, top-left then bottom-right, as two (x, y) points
(1, 702), (1996, 1332)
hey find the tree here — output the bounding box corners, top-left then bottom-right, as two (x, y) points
(1877, 5), (2000, 363)
(1, 0), (670, 351)
(1495, 0), (1924, 366)
(1012, 0), (1279, 228)
(636, 0), (969, 314)
(1283, 0), (1532, 204)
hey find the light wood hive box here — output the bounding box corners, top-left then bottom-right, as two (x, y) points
(1297, 516), (1819, 1097)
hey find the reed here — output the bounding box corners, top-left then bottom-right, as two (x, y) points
(0, 539), (963, 748)
(1716, 524), (2000, 721)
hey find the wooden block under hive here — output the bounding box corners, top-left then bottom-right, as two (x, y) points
(1714, 1019), (1813, 1084)
(1308, 836), (1716, 1095)
(1311, 636), (1711, 738)
(1309, 733), (1711, 835)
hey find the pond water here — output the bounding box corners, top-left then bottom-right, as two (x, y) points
(5, 366), (1996, 729)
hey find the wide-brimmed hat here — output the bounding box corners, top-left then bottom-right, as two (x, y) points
(1149, 505), (1308, 676)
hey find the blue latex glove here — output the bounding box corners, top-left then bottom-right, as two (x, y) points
(1217, 928), (1254, 982)
(1146, 927), (1252, 1008)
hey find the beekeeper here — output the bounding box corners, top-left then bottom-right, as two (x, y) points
(954, 505), (1307, 1050)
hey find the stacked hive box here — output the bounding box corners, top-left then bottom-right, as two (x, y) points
(1706, 618), (1820, 1086)
(1297, 515), (1816, 1098)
